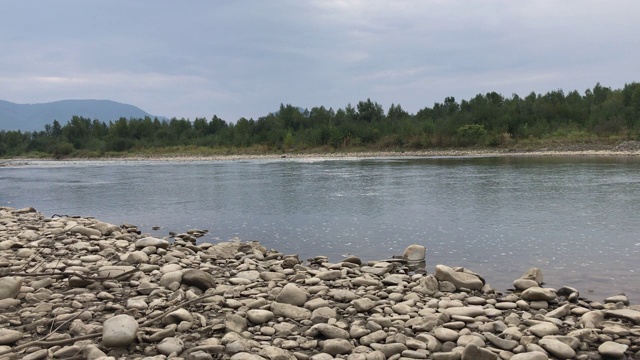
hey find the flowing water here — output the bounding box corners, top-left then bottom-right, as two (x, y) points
(2, 156), (639, 302)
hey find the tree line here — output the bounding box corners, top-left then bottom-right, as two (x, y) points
(1, 82), (640, 157)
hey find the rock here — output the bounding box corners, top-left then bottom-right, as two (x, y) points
(461, 343), (498, 360)
(323, 338), (354, 355)
(370, 343), (408, 358)
(225, 314), (248, 333)
(605, 309), (640, 324)
(271, 302), (312, 321)
(604, 294), (629, 305)
(434, 265), (483, 290)
(163, 308), (193, 325)
(126, 251), (149, 264)
(102, 314), (138, 348)
(343, 255), (362, 265)
(160, 270), (184, 288)
(136, 236), (169, 249)
(69, 226), (101, 237)
(528, 322), (559, 337)
(513, 278), (539, 290)
(352, 298), (376, 312)
(0, 329), (23, 345)
(316, 270), (342, 281)
(403, 244), (426, 261)
(510, 352), (549, 360)
(444, 306), (485, 317)
(231, 353), (267, 360)
(520, 287), (556, 301)
(483, 332), (518, 351)
(158, 337), (184, 356)
(0, 277), (22, 300)
(258, 346), (296, 360)
(520, 268), (543, 284)
(433, 327), (459, 342)
(97, 265), (136, 279)
(538, 338), (575, 359)
(247, 309), (274, 324)
(598, 341), (628, 359)
(580, 310), (606, 328)
(182, 269), (216, 290)
(311, 307), (337, 323)
(275, 283), (308, 306)
(307, 323), (350, 339)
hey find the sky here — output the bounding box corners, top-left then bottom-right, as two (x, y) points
(1, 1), (639, 122)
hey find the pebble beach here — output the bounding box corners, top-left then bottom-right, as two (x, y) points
(1, 207), (640, 359)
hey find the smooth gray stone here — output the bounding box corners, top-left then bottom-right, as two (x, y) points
(403, 244), (426, 261)
(182, 269), (216, 291)
(323, 339), (354, 355)
(510, 351), (549, 360)
(158, 337), (185, 356)
(102, 314), (138, 348)
(247, 309), (274, 325)
(528, 322), (559, 337)
(434, 265), (483, 290)
(0, 277), (22, 300)
(483, 332), (518, 351)
(461, 343), (498, 360)
(0, 329), (23, 345)
(598, 341), (628, 358)
(271, 302), (312, 321)
(538, 338), (575, 359)
(275, 283), (308, 306)
(605, 309), (640, 324)
(520, 287), (556, 301)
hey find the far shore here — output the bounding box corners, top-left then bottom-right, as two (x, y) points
(3, 148), (640, 165)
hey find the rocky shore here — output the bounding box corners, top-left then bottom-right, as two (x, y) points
(1, 207), (639, 360)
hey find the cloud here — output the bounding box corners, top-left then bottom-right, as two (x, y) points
(0, 1), (639, 122)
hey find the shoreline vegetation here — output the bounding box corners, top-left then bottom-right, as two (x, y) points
(2, 82), (640, 160)
(1, 207), (640, 359)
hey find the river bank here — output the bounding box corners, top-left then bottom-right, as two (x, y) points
(1, 207), (639, 359)
(2, 147), (640, 166)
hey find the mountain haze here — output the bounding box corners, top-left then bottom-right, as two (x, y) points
(0, 99), (164, 131)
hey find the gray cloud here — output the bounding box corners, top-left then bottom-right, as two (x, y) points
(1, 0), (639, 122)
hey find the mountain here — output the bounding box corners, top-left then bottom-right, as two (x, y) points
(0, 99), (165, 132)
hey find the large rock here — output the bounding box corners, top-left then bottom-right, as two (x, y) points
(434, 265), (483, 290)
(520, 287), (556, 301)
(528, 322), (559, 337)
(135, 236), (169, 249)
(270, 302), (312, 321)
(461, 343), (498, 360)
(247, 310), (274, 325)
(275, 283), (308, 306)
(103, 314), (138, 348)
(182, 269), (216, 291)
(605, 309), (640, 324)
(323, 339), (353, 355)
(0, 329), (23, 345)
(510, 352), (549, 360)
(520, 268), (543, 284)
(538, 338), (575, 359)
(598, 341), (628, 358)
(403, 244), (426, 261)
(0, 277), (22, 300)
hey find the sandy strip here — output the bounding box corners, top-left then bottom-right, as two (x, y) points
(2, 149), (640, 165)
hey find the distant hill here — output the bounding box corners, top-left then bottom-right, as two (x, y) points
(0, 99), (165, 132)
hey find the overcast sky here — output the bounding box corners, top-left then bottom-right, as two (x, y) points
(1, 1), (639, 122)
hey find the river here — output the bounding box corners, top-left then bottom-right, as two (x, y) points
(2, 155), (639, 302)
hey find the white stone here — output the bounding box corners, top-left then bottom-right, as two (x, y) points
(102, 314), (138, 348)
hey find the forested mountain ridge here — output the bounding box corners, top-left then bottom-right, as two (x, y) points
(1, 82), (640, 157)
(0, 99), (162, 131)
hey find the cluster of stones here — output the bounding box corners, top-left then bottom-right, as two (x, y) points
(1, 207), (640, 360)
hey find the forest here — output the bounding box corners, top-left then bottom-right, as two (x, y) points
(1, 82), (640, 158)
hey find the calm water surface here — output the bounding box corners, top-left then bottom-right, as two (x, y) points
(2, 156), (639, 302)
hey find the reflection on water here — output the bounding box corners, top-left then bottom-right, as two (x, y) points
(1, 156), (640, 302)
